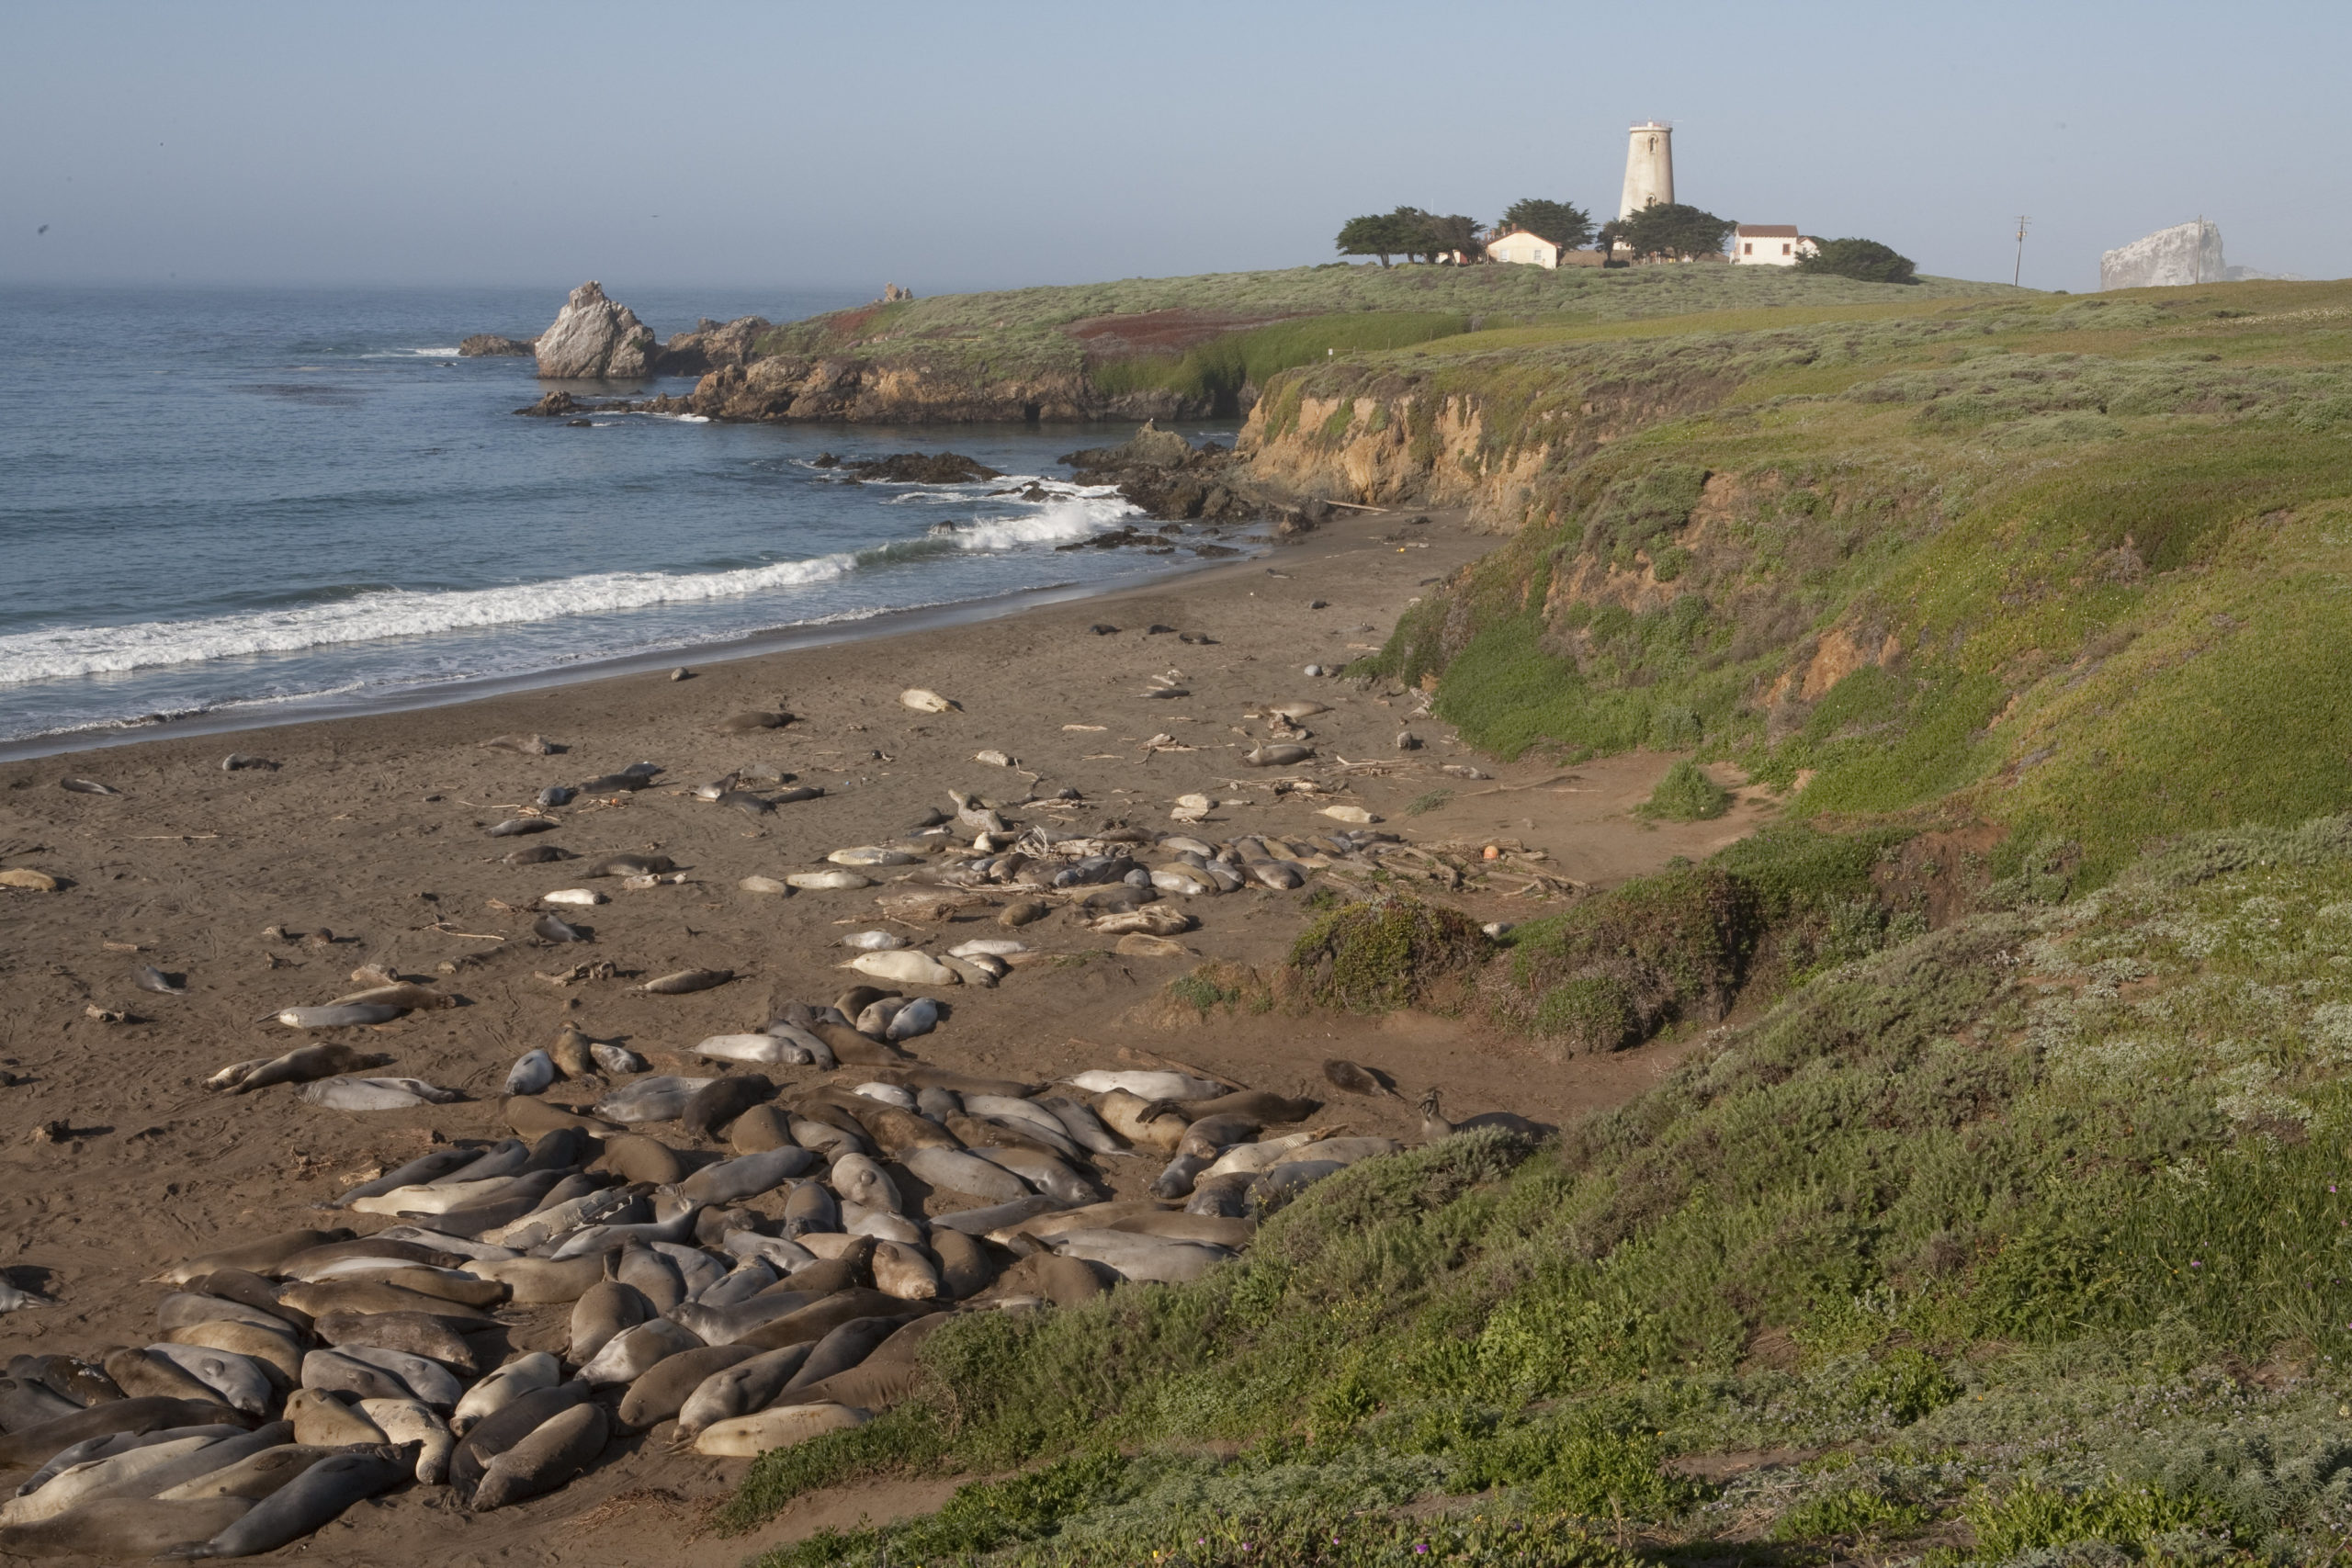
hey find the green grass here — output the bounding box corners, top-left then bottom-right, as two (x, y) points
(740, 263), (2025, 404)
(725, 816), (2352, 1563)
(1336, 279), (2352, 885)
(1090, 311), (1472, 410)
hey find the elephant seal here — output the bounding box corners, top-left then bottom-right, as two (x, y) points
(312, 1310), (480, 1375)
(569, 1280), (653, 1362)
(0, 1398), (249, 1469)
(448, 1382), (590, 1496)
(73, 1422), (293, 1511)
(9, 1354), (123, 1410)
(992, 1251), (1112, 1307)
(726, 1103), (797, 1154)
(926, 1229), (1000, 1299)
(472, 1403), (609, 1511)
(638, 968), (732, 995)
(0, 1376), (79, 1430)
(162, 1447), (411, 1559)
(160, 1229), (352, 1286)
(783, 1314), (911, 1393)
(680, 1074), (775, 1142)
(143, 1345), (273, 1416)
(577, 1320), (700, 1388)
(284, 1389), (388, 1447)
(357, 1398), (453, 1483)
(592, 1134), (689, 1185)
(735, 1289), (923, 1353)
(104, 1348), (228, 1408)
(789, 1314), (950, 1413)
(675, 1343), (814, 1438)
(0, 1497), (251, 1561)
(469, 1254), (605, 1305)
(695, 1402), (865, 1458)
(503, 1095), (616, 1139)
(211, 1043), (391, 1094)
(157, 1443), (335, 1501)
(449, 1352), (561, 1437)
(615, 1345), (758, 1431)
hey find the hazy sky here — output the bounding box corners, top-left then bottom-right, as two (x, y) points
(4, 0), (2342, 296)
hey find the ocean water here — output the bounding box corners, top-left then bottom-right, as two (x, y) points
(0, 286), (1239, 753)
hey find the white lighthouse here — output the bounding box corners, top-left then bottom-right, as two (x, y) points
(1619, 120), (1675, 219)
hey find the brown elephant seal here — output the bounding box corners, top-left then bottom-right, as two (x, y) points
(615, 1345), (759, 1431)
(104, 1348), (229, 1408)
(157, 1443), (336, 1501)
(159, 1229), (352, 1287)
(591, 1134), (689, 1184)
(1162, 1089), (1319, 1125)
(10, 1353), (123, 1409)
(782, 1314), (914, 1393)
(726, 1102), (795, 1153)
(161, 1446), (411, 1560)
(448, 1382), (591, 1496)
(212, 1043), (391, 1094)
(675, 1343), (814, 1439)
(0, 1398), (250, 1469)
(681, 1074), (775, 1141)
(788, 1314), (950, 1413)
(278, 1279), (492, 1320)
(165, 1318), (304, 1385)
(734, 1288), (923, 1353)
(993, 1251), (1112, 1307)
(548, 1024), (595, 1077)
(472, 1401), (608, 1511)
(174, 1269), (312, 1333)
(569, 1280), (653, 1362)
(0, 1497), (251, 1561)
(926, 1229), (1001, 1299)
(75, 1420), (293, 1509)
(313, 1310), (481, 1375)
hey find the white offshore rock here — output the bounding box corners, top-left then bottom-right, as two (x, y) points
(534, 281), (657, 378)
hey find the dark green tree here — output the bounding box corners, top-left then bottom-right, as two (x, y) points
(1798, 237), (1918, 284)
(1335, 207), (1436, 266)
(1615, 202), (1736, 262)
(1422, 212), (1483, 259)
(1496, 197), (1593, 252)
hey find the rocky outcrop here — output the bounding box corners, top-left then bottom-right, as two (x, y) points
(535, 281), (658, 379)
(1063, 425), (1262, 524)
(676, 355), (1104, 423)
(655, 316), (772, 377)
(2100, 221), (2224, 290)
(882, 283), (913, 302)
(460, 333), (537, 357)
(815, 452), (1004, 484)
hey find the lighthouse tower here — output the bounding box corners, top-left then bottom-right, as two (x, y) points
(1619, 121), (1675, 219)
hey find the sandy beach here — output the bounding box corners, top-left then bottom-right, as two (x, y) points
(0, 504), (1769, 1564)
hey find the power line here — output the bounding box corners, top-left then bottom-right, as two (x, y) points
(2013, 216), (2031, 288)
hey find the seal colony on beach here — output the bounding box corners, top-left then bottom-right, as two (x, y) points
(0, 494), (1748, 1562)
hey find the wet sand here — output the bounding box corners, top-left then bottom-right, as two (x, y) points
(0, 506), (1771, 1564)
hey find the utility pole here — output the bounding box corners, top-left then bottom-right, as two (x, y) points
(2013, 216), (2030, 287)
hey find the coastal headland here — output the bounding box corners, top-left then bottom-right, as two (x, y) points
(6, 262), (2352, 1562)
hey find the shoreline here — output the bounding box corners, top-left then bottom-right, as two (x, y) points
(0, 545), (1254, 766)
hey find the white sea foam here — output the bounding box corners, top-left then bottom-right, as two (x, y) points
(0, 553), (861, 684)
(941, 494), (1132, 551)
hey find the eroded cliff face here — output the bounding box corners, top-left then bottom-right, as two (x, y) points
(1236, 363), (1743, 531)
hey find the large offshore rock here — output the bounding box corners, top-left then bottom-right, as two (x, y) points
(535, 281), (658, 378)
(2100, 220), (2224, 291)
(657, 316), (773, 376)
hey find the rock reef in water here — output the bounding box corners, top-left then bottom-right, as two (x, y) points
(460, 333), (537, 357)
(535, 281), (658, 379)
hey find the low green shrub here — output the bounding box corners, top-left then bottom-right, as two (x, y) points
(1636, 759), (1732, 821)
(1285, 895), (1491, 1012)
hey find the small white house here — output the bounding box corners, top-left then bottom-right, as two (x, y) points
(1486, 230), (1561, 268)
(1733, 224), (1818, 266)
